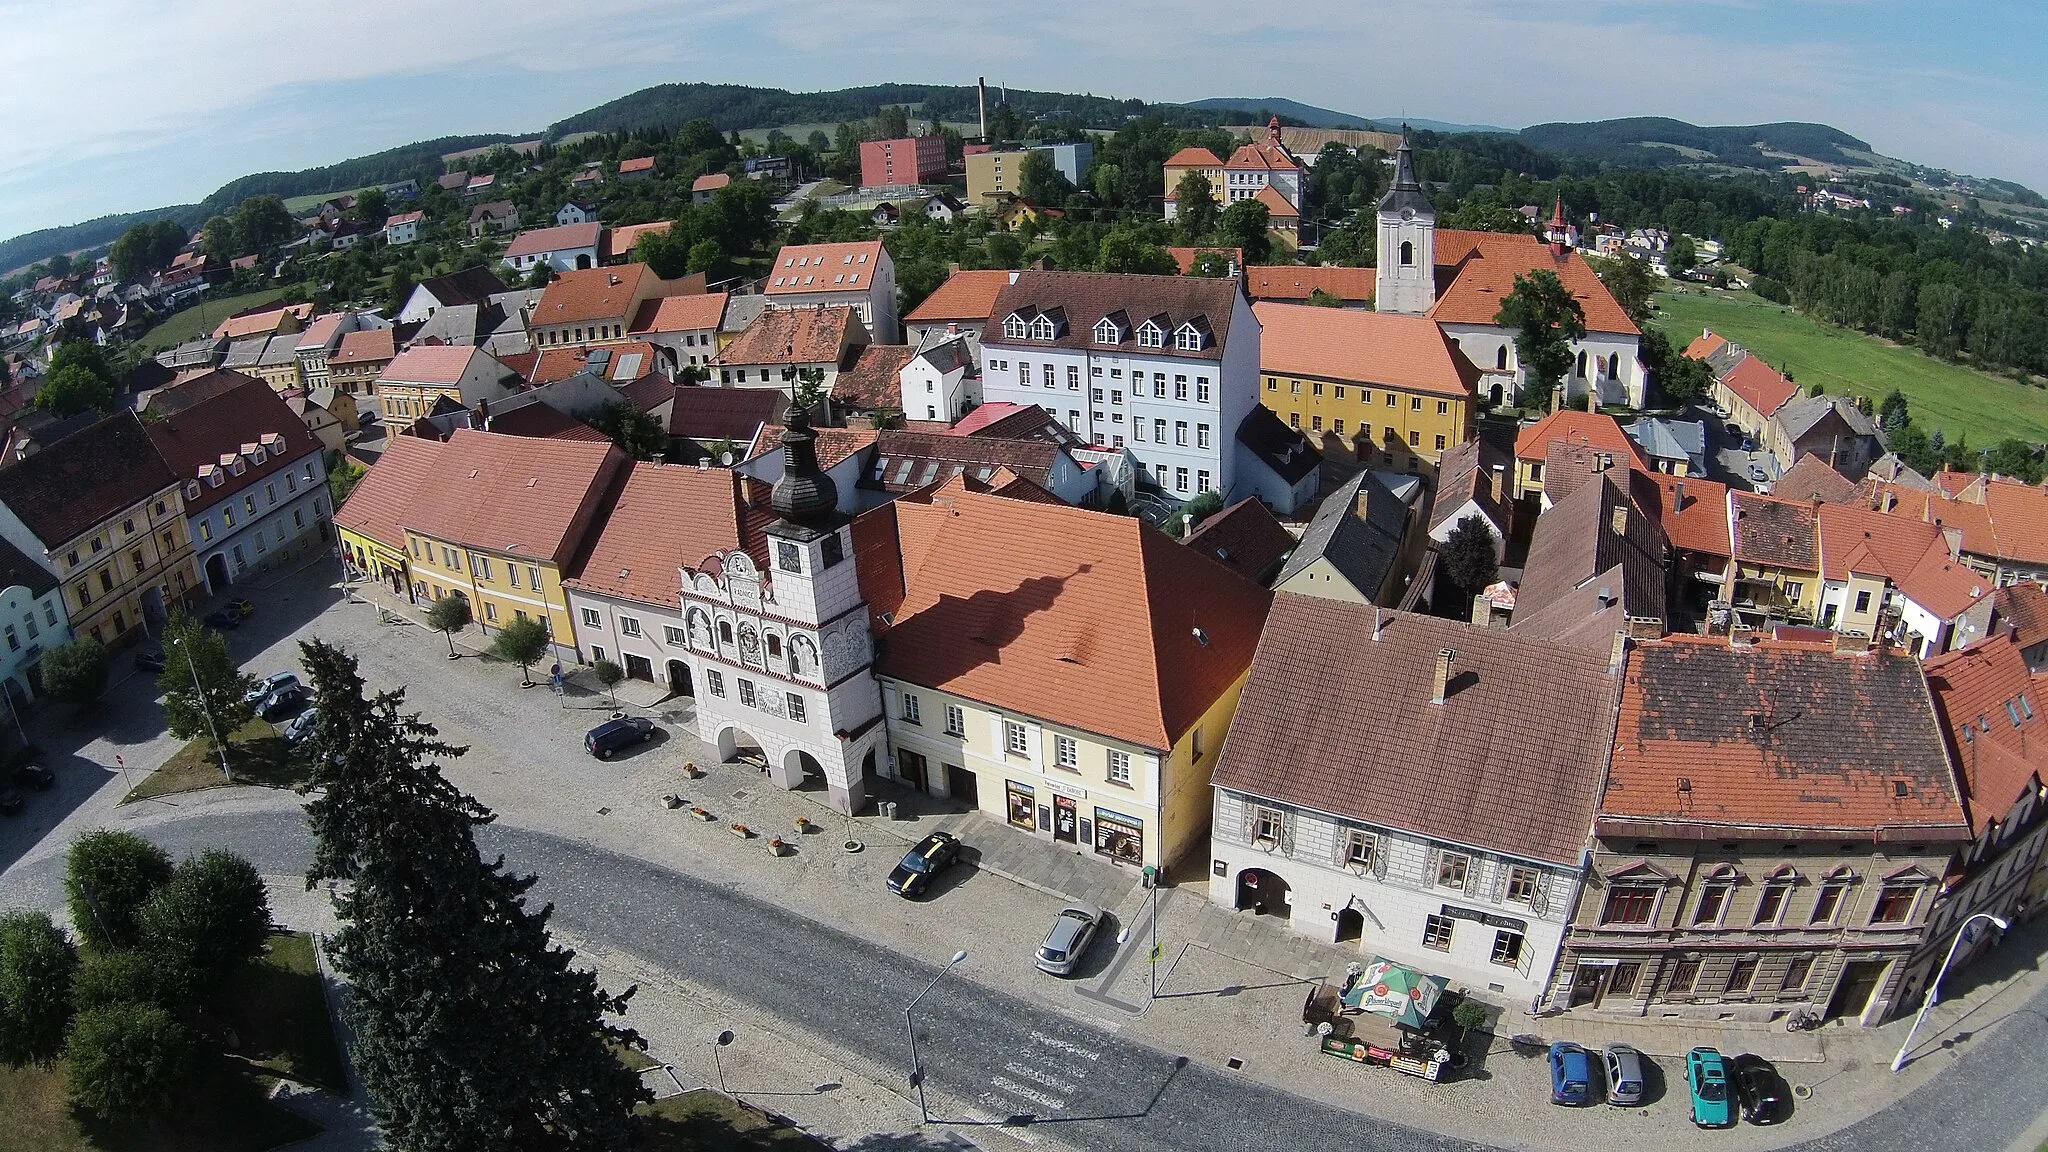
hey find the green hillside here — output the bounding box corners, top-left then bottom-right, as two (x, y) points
(1652, 288), (2048, 445)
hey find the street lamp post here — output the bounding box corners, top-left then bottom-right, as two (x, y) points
(905, 949), (967, 1124)
(1890, 911), (2008, 1072)
(172, 635), (233, 784)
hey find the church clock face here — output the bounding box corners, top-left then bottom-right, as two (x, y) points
(1402, 209), (1415, 221)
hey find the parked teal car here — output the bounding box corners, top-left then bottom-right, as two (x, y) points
(1687, 1046), (1735, 1128)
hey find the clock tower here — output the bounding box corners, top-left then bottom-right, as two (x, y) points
(1374, 134), (1437, 316)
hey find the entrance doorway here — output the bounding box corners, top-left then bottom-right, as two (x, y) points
(624, 653), (653, 681)
(1569, 966), (1609, 1008)
(666, 660), (692, 697)
(1827, 960), (1889, 1021)
(1235, 868), (1290, 919)
(716, 727), (765, 769)
(205, 553), (230, 595)
(1334, 906), (1364, 944)
(898, 748), (929, 792)
(788, 749), (826, 791)
(1053, 794), (1078, 843)
(944, 763), (976, 807)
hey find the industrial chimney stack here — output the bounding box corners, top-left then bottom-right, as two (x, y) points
(978, 77), (988, 141)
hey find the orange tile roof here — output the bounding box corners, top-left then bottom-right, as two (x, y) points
(1426, 230), (1637, 335)
(535, 264), (656, 327)
(1924, 633), (2048, 832)
(1163, 147), (1224, 168)
(1683, 329), (1730, 360)
(1253, 301), (1478, 398)
(400, 429), (625, 565)
(1602, 635), (1970, 835)
(381, 344), (490, 386)
(1241, 264), (1376, 303)
(904, 269), (1012, 323)
(527, 342), (662, 386)
(1253, 184), (1299, 218)
(335, 435), (443, 551)
(855, 488), (1271, 751)
(1815, 502), (1942, 582)
(212, 303), (311, 342)
(764, 240), (886, 296)
(692, 172), (732, 193)
(294, 312), (348, 352)
(617, 156), (655, 174)
(1225, 139), (1304, 173)
(1163, 247), (1242, 274)
(1775, 455), (1860, 505)
(606, 221), (673, 258)
(631, 291), (727, 335)
(1514, 409), (1647, 467)
(565, 462), (765, 606)
(1716, 353), (1799, 419)
(1897, 540), (1992, 620)
(1646, 474), (1732, 559)
(1956, 472), (2048, 565)
(715, 307), (857, 368)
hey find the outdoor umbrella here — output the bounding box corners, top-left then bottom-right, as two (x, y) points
(1342, 955), (1448, 1030)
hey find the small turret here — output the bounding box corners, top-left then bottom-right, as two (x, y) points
(770, 404), (839, 524)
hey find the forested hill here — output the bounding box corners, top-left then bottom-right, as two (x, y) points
(1, 208), (201, 278)
(547, 82), (1220, 137)
(1518, 119), (1870, 169)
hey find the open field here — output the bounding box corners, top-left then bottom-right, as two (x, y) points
(1652, 288), (2048, 444)
(132, 290), (284, 357)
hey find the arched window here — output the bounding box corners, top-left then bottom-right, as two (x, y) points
(1399, 240), (1414, 266)
(1495, 346), (1509, 370)
(718, 620), (733, 645)
(1576, 350), (1588, 378)
(1607, 353), (1620, 378)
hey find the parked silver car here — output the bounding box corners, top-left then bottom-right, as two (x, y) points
(1033, 904), (1102, 976)
(1604, 1043), (1648, 1107)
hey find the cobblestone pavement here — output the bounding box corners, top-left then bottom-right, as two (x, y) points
(3, 562), (2047, 1152)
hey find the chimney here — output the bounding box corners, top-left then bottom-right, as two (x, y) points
(978, 77), (988, 140)
(1730, 623), (1759, 647)
(1430, 647), (1456, 705)
(475, 397), (490, 429)
(1833, 630), (1872, 654)
(1596, 585), (1616, 609)
(1608, 629), (1628, 674)
(1673, 478), (1686, 513)
(1610, 504), (1628, 537)
(1372, 606), (1388, 643)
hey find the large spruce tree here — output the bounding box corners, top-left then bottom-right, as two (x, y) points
(299, 640), (648, 1150)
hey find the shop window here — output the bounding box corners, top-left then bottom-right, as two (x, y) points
(1421, 915), (1454, 950)
(1490, 931), (1523, 966)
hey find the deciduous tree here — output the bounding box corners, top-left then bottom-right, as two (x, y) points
(1496, 270), (1586, 406)
(65, 829), (174, 954)
(0, 911), (77, 1067)
(592, 660), (624, 708)
(33, 363), (115, 416)
(425, 595), (471, 659)
(1439, 515), (1500, 605)
(1588, 254), (1655, 328)
(1218, 199), (1272, 263)
(136, 850), (270, 997)
(67, 1002), (193, 1122)
(157, 613), (257, 762)
(491, 617), (551, 687)
(584, 400), (666, 460)
(42, 638), (110, 710)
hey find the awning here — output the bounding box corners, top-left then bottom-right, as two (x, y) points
(1341, 956), (1449, 1030)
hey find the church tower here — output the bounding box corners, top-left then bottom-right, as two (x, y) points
(1374, 135), (1436, 315)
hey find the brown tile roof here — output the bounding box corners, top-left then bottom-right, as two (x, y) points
(1991, 582), (2048, 650)
(1858, 480), (2001, 564)
(1183, 497), (1294, 585)
(1924, 633), (2048, 833)
(535, 265), (656, 327)
(138, 368), (266, 416)
(1716, 353), (1799, 419)
(1427, 231), (1637, 336)
(750, 425), (875, 470)
(1427, 437), (1508, 537)
(1253, 301), (1478, 398)
(527, 342), (661, 386)
(413, 266), (509, 311)
(0, 531), (55, 598)
(141, 377), (324, 514)
(868, 429), (1065, 494)
(1241, 265), (1376, 303)
(1514, 473), (1668, 644)
(856, 487), (1272, 751)
(335, 435), (444, 551)
(714, 307), (858, 368)
(381, 345), (489, 386)
(668, 387), (784, 442)
(331, 327), (396, 366)
(904, 269), (1013, 324)
(764, 240), (887, 296)
(565, 462), (765, 606)
(985, 270), (1241, 362)
(950, 403), (1081, 448)
(1212, 598), (1618, 865)
(833, 344), (916, 409)
(402, 429), (625, 565)
(1775, 455), (1860, 505)
(1225, 135), (1304, 173)
(630, 291), (727, 335)
(503, 222), (602, 259)
(1514, 409), (1647, 467)
(483, 402), (608, 442)
(0, 412), (178, 548)
(1645, 474), (1732, 559)
(1602, 636), (1969, 836)
(1730, 492), (1819, 571)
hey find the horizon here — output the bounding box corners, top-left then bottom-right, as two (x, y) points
(3, 1), (2044, 242)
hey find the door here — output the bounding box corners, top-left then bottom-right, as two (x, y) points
(1334, 907), (1364, 944)
(1053, 794), (1078, 843)
(898, 748), (928, 793)
(624, 653), (653, 681)
(1569, 966), (1608, 1008)
(666, 660), (692, 697)
(1827, 960), (1888, 1021)
(945, 764), (976, 807)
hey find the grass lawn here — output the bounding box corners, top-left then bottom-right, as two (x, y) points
(0, 932), (340, 1152)
(123, 718), (308, 803)
(132, 289), (285, 357)
(635, 1091), (826, 1151)
(1652, 288), (2048, 445)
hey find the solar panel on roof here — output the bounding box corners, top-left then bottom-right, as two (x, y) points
(614, 353), (643, 379)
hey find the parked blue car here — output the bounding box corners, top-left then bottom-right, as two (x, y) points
(1549, 1041), (1593, 1106)
(1688, 1046), (1736, 1127)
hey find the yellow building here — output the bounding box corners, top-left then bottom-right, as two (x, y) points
(335, 436), (444, 598)
(1728, 491), (1821, 624)
(964, 150), (1024, 207)
(1161, 146), (1225, 220)
(1252, 302), (1477, 476)
(0, 412), (202, 647)
(373, 345), (522, 426)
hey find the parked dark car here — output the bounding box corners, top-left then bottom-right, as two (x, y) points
(282, 708), (319, 745)
(203, 608), (242, 630)
(887, 831), (961, 897)
(0, 788), (22, 816)
(1733, 1054), (1789, 1124)
(1549, 1041), (1594, 1106)
(134, 646), (166, 673)
(584, 716), (655, 759)
(11, 763), (54, 791)
(258, 684), (308, 721)
(227, 598), (256, 619)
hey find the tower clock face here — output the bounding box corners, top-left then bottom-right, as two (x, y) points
(1402, 209), (1415, 221)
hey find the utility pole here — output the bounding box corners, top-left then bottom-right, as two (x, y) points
(905, 949), (967, 1124)
(174, 635), (233, 783)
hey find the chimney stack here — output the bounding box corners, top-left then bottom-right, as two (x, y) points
(1430, 647), (1456, 705)
(978, 77), (988, 141)
(1673, 478), (1686, 512)
(475, 397), (490, 429)
(1372, 606), (1388, 643)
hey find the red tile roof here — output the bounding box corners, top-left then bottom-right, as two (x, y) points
(715, 307), (858, 367)
(1241, 265), (1376, 303)
(384, 211), (424, 228)
(503, 222), (602, 259)
(1602, 636), (1969, 836)
(381, 344), (489, 386)
(141, 377), (324, 513)
(692, 173), (732, 193)
(833, 344), (916, 409)
(764, 240), (887, 296)
(854, 487), (1272, 751)
(1924, 633), (2048, 832)
(335, 435), (443, 551)
(1253, 301), (1478, 398)
(401, 429), (625, 564)
(1684, 330), (1731, 360)
(1991, 582), (2048, 650)
(294, 312), (348, 352)
(1646, 474), (1732, 559)
(1513, 409), (1646, 466)
(1427, 231), (1638, 336)
(1715, 353), (1799, 419)
(750, 425), (875, 470)
(1163, 147), (1224, 168)
(566, 462), (766, 606)
(1225, 138), (1304, 173)
(535, 264), (657, 327)
(630, 291), (727, 335)
(617, 156), (655, 174)
(1938, 471), (2048, 566)
(904, 269), (1012, 324)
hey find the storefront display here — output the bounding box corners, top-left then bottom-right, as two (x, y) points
(1006, 780), (1035, 829)
(1093, 806), (1144, 864)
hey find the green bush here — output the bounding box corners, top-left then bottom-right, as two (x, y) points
(42, 638), (110, 708)
(0, 911), (78, 1067)
(72, 948), (192, 1014)
(67, 1002), (194, 1122)
(137, 850), (271, 996)
(65, 829), (174, 953)
(1451, 999), (1490, 1032)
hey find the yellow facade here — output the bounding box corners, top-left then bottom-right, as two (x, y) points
(1260, 371), (1470, 475)
(252, 360), (302, 394)
(377, 383), (460, 425)
(54, 487), (201, 646)
(965, 151), (1021, 207)
(404, 530), (579, 652)
(340, 523), (410, 594)
(1731, 560), (1820, 622)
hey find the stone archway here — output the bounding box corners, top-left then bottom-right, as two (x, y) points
(716, 726), (766, 770)
(783, 747), (826, 792)
(1235, 868), (1291, 919)
(1335, 906), (1364, 944)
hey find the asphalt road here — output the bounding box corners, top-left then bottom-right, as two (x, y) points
(5, 807), (2042, 1152)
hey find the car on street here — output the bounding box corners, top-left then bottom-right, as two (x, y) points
(1549, 1041), (1594, 1106)
(227, 598), (256, 620)
(257, 683), (308, 721)
(1724, 422), (1743, 439)
(245, 672), (301, 705)
(134, 646), (166, 673)
(887, 830), (961, 898)
(583, 716), (655, 759)
(0, 787), (22, 816)
(1603, 1043), (1648, 1107)
(282, 708), (319, 745)
(1034, 904), (1102, 976)
(1733, 1053), (1789, 1124)
(1687, 1046), (1736, 1128)
(10, 763), (54, 791)
(1748, 464), (1769, 484)
(203, 608), (242, 630)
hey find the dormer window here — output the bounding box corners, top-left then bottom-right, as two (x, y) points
(1029, 315), (1057, 340)
(250, 446), (267, 466)
(229, 458), (246, 476)
(1093, 313), (1127, 345)
(184, 481), (201, 501)
(1003, 311), (1033, 340)
(1174, 319), (1210, 352)
(1137, 319), (1165, 349)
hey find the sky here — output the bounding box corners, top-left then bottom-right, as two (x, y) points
(3, 0), (2044, 243)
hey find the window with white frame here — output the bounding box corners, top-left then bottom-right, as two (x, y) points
(1067, 365), (1081, 389)
(1196, 424), (1210, 448)
(1196, 470), (1211, 493)
(1137, 321), (1164, 349)
(1152, 372), (1166, 398)
(900, 691), (921, 724)
(1003, 719), (1028, 755)
(1174, 324), (1203, 351)
(1251, 805), (1284, 844)
(1107, 749), (1131, 785)
(581, 607), (601, 627)
(1196, 378), (1211, 403)
(1042, 364), (1055, 388)
(663, 625), (685, 646)
(1054, 735), (1078, 769)
(1175, 421), (1188, 446)
(944, 704), (964, 736)
(1174, 375), (1188, 400)
(1093, 317), (1123, 344)
(1004, 314), (1029, 340)
(1342, 828), (1376, 869)
(619, 616), (641, 637)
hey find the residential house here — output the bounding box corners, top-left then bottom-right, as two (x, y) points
(328, 327), (396, 399)
(0, 533), (69, 704)
(858, 480), (1272, 865)
(738, 423), (877, 516)
(832, 345), (919, 420)
(212, 303), (309, 344)
(1511, 470), (1669, 644)
(1860, 470), (2048, 589)
(217, 337), (271, 380)
(293, 311), (361, 390)
(860, 137), (947, 188)
(1627, 417), (1708, 477)
(1274, 471), (1416, 605)
(902, 268), (1011, 354)
(691, 174), (730, 205)
(529, 264), (691, 350)
(373, 345), (521, 425)
(664, 387), (786, 464)
(762, 240), (899, 342)
(249, 332), (304, 393)
(1688, 331), (1799, 443)
(437, 172), (468, 193)
(1160, 147), (1226, 221)
(463, 173), (497, 200)
(1813, 502), (1991, 656)
(712, 306), (868, 399)
(1776, 455), (1863, 505)
(1210, 599), (1619, 1001)
(469, 201), (519, 239)
(894, 332), (979, 424)
(1556, 635), (1973, 1027)
(0, 413), (201, 646)
(396, 266), (513, 325)
(860, 429), (1096, 508)
(557, 202), (597, 227)
(617, 156), (656, 182)
(1182, 497), (1294, 585)
(1647, 474), (1734, 616)
(1729, 492), (1822, 625)
(287, 389), (357, 453)
(989, 197), (1061, 234)
(1241, 265), (1377, 309)
(1425, 438), (1510, 559)
(336, 435), (441, 597)
(143, 378), (329, 593)
(1511, 410), (1649, 502)
(1767, 394), (1882, 481)
(924, 193), (966, 223)
(1254, 301), (1478, 474)
(522, 343), (666, 388)
(384, 211), (424, 246)
(1217, 119), (1308, 241)
(503, 223), (603, 275)
(626, 291), (728, 370)
(603, 222), (677, 265)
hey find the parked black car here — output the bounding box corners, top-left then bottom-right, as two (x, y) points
(887, 831), (961, 897)
(0, 788), (22, 816)
(11, 763), (53, 791)
(584, 716), (655, 759)
(258, 684), (308, 721)
(203, 608), (242, 630)
(1733, 1054), (1789, 1124)
(134, 646), (166, 673)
